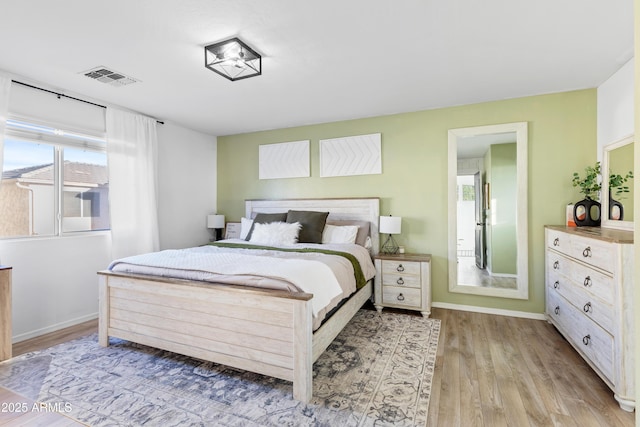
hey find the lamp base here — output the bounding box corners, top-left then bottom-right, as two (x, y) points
(210, 228), (223, 242)
(381, 234), (399, 254)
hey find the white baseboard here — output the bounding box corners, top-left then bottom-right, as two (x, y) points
(13, 312), (98, 343)
(431, 302), (546, 320)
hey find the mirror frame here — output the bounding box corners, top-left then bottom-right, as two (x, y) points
(448, 122), (529, 299)
(601, 134), (634, 231)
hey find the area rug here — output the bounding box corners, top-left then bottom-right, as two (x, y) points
(0, 309), (440, 427)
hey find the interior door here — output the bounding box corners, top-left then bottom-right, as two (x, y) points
(474, 172), (486, 269)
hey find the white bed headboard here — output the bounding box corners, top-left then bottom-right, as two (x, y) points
(245, 198), (380, 255)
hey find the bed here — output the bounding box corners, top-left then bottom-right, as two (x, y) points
(98, 197), (380, 403)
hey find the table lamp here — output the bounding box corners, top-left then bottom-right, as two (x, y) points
(207, 214), (225, 241)
(379, 215), (401, 254)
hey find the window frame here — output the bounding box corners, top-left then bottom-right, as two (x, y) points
(1, 115), (109, 240)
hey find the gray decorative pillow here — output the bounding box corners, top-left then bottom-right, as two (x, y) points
(286, 210), (329, 243)
(244, 212), (287, 241)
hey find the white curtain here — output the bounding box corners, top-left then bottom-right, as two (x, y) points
(0, 75), (11, 181)
(106, 107), (160, 259)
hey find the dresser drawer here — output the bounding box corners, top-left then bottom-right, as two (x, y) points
(546, 286), (568, 330)
(381, 260), (421, 276)
(382, 286), (421, 308)
(547, 229), (616, 273)
(547, 248), (615, 305)
(568, 261), (614, 305)
(382, 272), (421, 289)
(547, 228), (570, 254)
(569, 235), (615, 273)
(556, 278), (615, 334)
(548, 291), (614, 382)
(546, 251), (572, 279)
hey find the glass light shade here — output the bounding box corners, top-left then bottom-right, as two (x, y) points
(204, 37), (262, 81)
(379, 216), (402, 234)
(207, 214), (225, 229)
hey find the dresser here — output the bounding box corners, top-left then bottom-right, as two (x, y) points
(0, 266), (12, 362)
(373, 253), (431, 317)
(545, 226), (634, 411)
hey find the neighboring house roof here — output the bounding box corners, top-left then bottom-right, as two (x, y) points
(2, 161), (108, 185)
(2, 164), (52, 180)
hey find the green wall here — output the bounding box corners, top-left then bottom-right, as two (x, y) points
(217, 89), (597, 314)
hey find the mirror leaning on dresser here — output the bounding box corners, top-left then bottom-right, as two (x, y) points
(544, 225), (634, 412)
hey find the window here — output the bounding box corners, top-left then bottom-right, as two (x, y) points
(0, 119), (109, 238)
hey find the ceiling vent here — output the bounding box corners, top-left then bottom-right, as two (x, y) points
(81, 66), (138, 87)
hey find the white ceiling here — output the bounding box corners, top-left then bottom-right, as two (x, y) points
(0, 1), (633, 137)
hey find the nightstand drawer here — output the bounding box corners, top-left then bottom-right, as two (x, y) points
(381, 260), (421, 276)
(382, 286), (421, 308)
(382, 273), (421, 288)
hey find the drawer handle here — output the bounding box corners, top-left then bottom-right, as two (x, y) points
(583, 276), (592, 287)
(553, 281), (559, 289)
(582, 247), (592, 258)
(554, 306), (560, 315)
(582, 335), (591, 346)
(397, 277), (405, 285)
(397, 293), (405, 301)
(583, 302), (592, 313)
(553, 237), (559, 246)
(396, 264), (405, 272)
(553, 261), (559, 270)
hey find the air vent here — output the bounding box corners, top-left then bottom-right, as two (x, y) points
(81, 66), (138, 87)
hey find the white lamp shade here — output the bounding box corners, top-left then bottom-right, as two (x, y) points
(379, 216), (401, 234)
(207, 214), (225, 229)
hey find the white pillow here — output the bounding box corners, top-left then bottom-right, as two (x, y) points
(249, 221), (301, 246)
(240, 217), (254, 240)
(322, 224), (359, 244)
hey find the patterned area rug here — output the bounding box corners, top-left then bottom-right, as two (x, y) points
(0, 309), (440, 427)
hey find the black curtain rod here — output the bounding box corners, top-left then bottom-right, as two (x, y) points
(11, 80), (164, 125)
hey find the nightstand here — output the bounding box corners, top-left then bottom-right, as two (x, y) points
(373, 253), (431, 317)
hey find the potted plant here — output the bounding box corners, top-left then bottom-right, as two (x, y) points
(571, 162), (602, 226)
(608, 169), (633, 220)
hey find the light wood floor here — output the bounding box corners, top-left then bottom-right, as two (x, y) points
(427, 307), (635, 427)
(0, 310), (636, 426)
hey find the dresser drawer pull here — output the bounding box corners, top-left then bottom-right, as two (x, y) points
(583, 302), (592, 313)
(397, 293), (405, 301)
(554, 306), (560, 315)
(396, 264), (405, 272)
(553, 261), (559, 270)
(396, 277), (405, 285)
(553, 281), (559, 289)
(553, 237), (559, 246)
(583, 276), (592, 287)
(582, 246), (592, 258)
(582, 335), (591, 346)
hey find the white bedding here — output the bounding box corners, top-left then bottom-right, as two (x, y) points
(108, 239), (376, 329)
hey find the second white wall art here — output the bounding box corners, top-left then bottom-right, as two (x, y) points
(319, 133), (381, 177)
(259, 140), (310, 179)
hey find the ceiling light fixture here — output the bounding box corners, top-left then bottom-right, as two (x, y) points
(204, 37), (262, 81)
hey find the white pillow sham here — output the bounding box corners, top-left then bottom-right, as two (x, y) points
(249, 221), (301, 246)
(240, 217), (254, 240)
(321, 224), (359, 244)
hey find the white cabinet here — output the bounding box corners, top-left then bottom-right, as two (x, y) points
(373, 254), (431, 317)
(545, 226), (634, 411)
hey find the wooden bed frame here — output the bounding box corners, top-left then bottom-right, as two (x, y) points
(98, 198), (379, 403)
